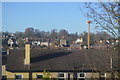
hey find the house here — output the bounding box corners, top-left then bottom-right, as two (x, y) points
(70, 38), (84, 49)
(70, 44), (81, 49)
(75, 38), (83, 44)
(41, 42), (49, 47)
(94, 41), (113, 50)
(5, 44), (119, 80)
(60, 38), (67, 47)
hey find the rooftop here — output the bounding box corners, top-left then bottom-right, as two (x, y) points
(7, 49), (118, 72)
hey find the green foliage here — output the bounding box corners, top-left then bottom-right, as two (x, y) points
(114, 72), (120, 79)
(42, 69), (51, 80)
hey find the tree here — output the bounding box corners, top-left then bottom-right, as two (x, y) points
(83, 1), (120, 38)
(58, 29), (69, 38)
(17, 38), (24, 47)
(50, 29), (58, 39)
(94, 31), (112, 41)
(42, 69), (51, 80)
(82, 1), (120, 78)
(15, 31), (24, 40)
(34, 29), (41, 38)
(24, 27), (35, 38)
(67, 32), (79, 44)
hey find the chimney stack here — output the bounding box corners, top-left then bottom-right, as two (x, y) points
(24, 44), (30, 65)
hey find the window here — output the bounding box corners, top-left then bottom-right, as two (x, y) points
(80, 73), (84, 77)
(58, 72), (65, 80)
(2, 76), (7, 80)
(101, 73), (105, 77)
(36, 74), (43, 80)
(78, 73), (86, 80)
(59, 73), (64, 77)
(15, 75), (22, 80)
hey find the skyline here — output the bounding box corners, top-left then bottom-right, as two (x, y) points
(2, 2), (98, 34)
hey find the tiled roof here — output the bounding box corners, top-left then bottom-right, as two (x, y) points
(7, 49), (118, 72)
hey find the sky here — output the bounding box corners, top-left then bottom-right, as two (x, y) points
(2, 2), (97, 33)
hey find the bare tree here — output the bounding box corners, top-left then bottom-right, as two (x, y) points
(81, 1), (120, 78)
(82, 1), (120, 38)
(24, 27), (35, 38)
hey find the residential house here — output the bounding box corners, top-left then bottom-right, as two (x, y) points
(5, 44), (118, 80)
(60, 38), (67, 47)
(70, 44), (81, 49)
(41, 42), (49, 47)
(70, 38), (84, 49)
(75, 38), (83, 44)
(94, 40), (113, 50)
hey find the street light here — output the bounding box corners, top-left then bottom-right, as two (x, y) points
(86, 20), (92, 49)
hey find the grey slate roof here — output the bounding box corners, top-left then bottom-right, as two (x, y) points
(7, 49), (118, 72)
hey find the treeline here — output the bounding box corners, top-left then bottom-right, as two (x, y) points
(2, 27), (114, 48)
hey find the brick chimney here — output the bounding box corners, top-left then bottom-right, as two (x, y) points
(24, 44), (30, 65)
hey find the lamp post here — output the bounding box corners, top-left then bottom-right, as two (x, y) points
(86, 20), (92, 49)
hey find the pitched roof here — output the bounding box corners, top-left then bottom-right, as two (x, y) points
(7, 49), (118, 72)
